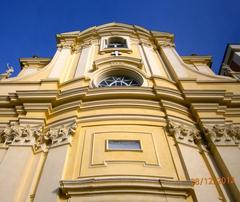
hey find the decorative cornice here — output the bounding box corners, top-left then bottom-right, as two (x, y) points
(19, 57), (51, 69)
(182, 89), (236, 104)
(151, 31), (175, 48)
(181, 55), (212, 67)
(16, 90), (58, 101)
(56, 31), (97, 53)
(93, 56), (143, 71)
(56, 33), (80, 52)
(60, 176), (194, 198)
(55, 23), (175, 51)
(154, 87), (184, 104)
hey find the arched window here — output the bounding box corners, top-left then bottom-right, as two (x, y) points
(93, 68), (144, 88)
(106, 37), (127, 48)
(98, 75), (140, 87)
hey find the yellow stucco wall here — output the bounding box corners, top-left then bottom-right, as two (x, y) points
(0, 23), (239, 202)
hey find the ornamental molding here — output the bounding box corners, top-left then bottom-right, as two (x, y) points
(0, 123), (43, 146)
(168, 121), (201, 146)
(19, 57), (51, 69)
(181, 56), (212, 67)
(0, 122), (77, 151)
(57, 43), (81, 53)
(43, 122), (77, 147)
(203, 124), (240, 146)
(156, 41), (175, 48)
(57, 41), (94, 53)
(60, 176), (194, 198)
(91, 65), (148, 88)
(56, 39), (82, 53)
(93, 56), (143, 71)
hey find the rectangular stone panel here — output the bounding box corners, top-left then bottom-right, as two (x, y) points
(78, 125), (177, 179)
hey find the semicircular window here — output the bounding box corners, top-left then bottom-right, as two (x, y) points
(98, 76), (140, 87)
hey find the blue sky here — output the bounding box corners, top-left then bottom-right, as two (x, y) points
(0, 0), (239, 77)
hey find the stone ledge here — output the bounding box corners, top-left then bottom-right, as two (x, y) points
(60, 176), (195, 198)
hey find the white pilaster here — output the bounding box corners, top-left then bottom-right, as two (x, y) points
(138, 44), (151, 76)
(142, 45), (168, 77)
(34, 145), (69, 202)
(178, 144), (222, 201)
(49, 48), (72, 79)
(74, 45), (94, 78)
(161, 46), (188, 78)
(0, 146), (33, 202)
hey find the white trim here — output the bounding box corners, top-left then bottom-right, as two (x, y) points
(106, 139), (142, 151)
(74, 46), (92, 78)
(91, 66), (148, 88)
(100, 36), (131, 51)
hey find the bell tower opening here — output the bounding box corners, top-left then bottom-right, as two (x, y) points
(107, 37), (127, 48)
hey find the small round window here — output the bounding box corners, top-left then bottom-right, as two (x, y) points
(98, 75), (140, 87)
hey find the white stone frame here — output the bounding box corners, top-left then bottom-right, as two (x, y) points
(91, 66), (148, 88)
(100, 36), (131, 52)
(106, 139), (142, 151)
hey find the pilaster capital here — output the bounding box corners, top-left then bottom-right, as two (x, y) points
(0, 121), (77, 151)
(56, 38), (81, 53)
(0, 123), (43, 146)
(157, 41), (175, 48)
(203, 124), (240, 146)
(168, 121), (201, 146)
(43, 122), (77, 148)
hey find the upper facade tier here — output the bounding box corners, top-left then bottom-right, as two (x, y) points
(0, 22), (239, 97)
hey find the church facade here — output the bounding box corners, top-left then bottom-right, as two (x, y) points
(0, 23), (239, 202)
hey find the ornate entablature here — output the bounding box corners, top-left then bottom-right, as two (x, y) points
(56, 32), (81, 52)
(0, 122), (77, 151)
(151, 31), (175, 48)
(203, 124), (240, 146)
(167, 121), (201, 146)
(55, 23), (175, 72)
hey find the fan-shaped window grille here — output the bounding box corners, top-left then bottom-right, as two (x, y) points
(98, 75), (140, 87)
